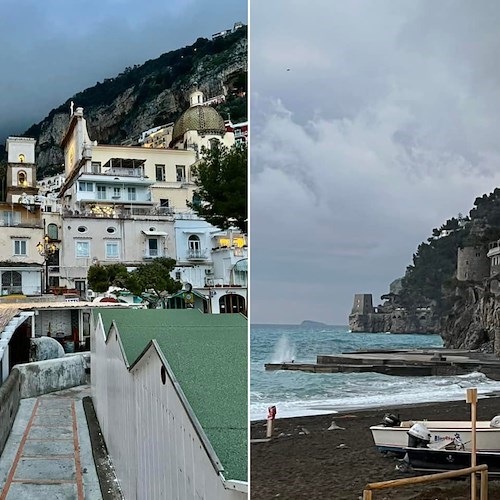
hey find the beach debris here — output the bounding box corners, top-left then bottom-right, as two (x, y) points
(336, 443), (348, 449)
(300, 427), (310, 435)
(327, 420), (345, 431)
(395, 461), (411, 472)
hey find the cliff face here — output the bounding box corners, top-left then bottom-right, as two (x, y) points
(440, 280), (500, 353)
(349, 310), (440, 334)
(23, 29), (247, 177)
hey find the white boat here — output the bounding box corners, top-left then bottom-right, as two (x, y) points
(370, 416), (500, 454)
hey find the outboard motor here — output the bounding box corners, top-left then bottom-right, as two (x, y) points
(407, 423), (431, 448)
(382, 413), (401, 427)
(490, 415), (500, 428)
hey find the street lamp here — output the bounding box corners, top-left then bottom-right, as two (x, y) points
(37, 235), (58, 294)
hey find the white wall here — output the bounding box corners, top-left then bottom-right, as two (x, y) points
(91, 316), (246, 500)
(6, 137), (36, 164)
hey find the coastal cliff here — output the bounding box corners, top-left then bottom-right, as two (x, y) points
(13, 28), (247, 177)
(349, 310), (440, 334)
(440, 279), (500, 354)
(350, 188), (500, 351)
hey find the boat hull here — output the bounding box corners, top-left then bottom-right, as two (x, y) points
(371, 422), (500, 454)
(406, 447), (500, 475)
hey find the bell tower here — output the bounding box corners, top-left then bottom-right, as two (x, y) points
(5, 137), (38, 203)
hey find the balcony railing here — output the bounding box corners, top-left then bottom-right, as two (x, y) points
(144, 250), (163, 259)
(63, 206), (175, 219)
(0, 221), (43, 228)
(187, 249), (208, 260)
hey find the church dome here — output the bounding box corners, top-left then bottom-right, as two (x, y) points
(171, 103), (226, 146)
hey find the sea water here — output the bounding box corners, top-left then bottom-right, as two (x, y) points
(250, 324), (500, 420)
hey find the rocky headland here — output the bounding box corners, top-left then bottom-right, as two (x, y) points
(350, 188), (500, 353)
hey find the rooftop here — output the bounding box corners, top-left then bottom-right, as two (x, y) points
(98, 308), (247, 482)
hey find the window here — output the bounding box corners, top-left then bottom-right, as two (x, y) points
(155, 164), (165, 181)
(113, 187), (121, 198)
(91, 162), (101, 174)
(147, 238), (159, 257)
(188, 234), (201, 251)
(79, 182), (93, 192)
(47, 223), (58, 240)
(18, 154), (25, 163)
(2, 211), (21, 226)
(159, 199), (170, 215)
(175, 271), (181, 280)
(105, 241), (119, 259)
(192, 193), (201, 209)
(77, 226), (87, 233)
(18, 171), (27, 186)
(176, 165), (186, 182)
(97, 186), (106, 200)
(106, 227), (116, 234)
(2, 271), (22, 293)
(13, 240), (27, 256)
(127, 187), (136, 201)
(76, 241), (90, 258)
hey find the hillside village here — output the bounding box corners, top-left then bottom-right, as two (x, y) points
(2, 88), (247, 319)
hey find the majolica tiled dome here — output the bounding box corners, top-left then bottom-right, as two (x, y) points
(172, 103), (225, 145)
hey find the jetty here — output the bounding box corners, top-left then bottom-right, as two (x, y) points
(264, 348), (500, 379)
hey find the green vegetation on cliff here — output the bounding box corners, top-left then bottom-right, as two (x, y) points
(398, 189), (500, 310)
(21, 26), (247, 177)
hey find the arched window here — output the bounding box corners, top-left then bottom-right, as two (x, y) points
(18, 154), (25, 163)
(219, 294), (246, 315)
(47, 223), (58, 241)
(188, 235), (200, 251)
(18, 171), (27, 186)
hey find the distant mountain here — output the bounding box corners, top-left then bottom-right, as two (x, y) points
(18, 26), (247, 178)
(300, 320), (327, 327)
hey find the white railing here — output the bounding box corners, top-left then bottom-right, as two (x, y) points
(187, 249), (208, 260)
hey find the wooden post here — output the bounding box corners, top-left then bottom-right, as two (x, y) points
(266, 419), (274, 438)
(362, 490), (372, 500)
(480, 468), (488, 500)
(466, 387), (478, 500)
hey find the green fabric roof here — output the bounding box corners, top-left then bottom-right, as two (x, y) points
(97, 308), (247, 482)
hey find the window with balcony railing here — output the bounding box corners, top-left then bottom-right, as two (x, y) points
(146, 238), (160, 258)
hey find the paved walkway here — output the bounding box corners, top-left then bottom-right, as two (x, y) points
(0, 386), (102, 500)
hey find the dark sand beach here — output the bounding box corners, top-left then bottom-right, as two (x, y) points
(251, 396), (500, 499)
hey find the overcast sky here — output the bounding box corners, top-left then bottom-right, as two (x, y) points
(250, 0), (500, 325)
(0, 0), (247, 143)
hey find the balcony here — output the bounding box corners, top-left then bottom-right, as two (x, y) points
(0, 221), (43, 228)
(144, 250), (163, 259)
(187, 249), (208, 260)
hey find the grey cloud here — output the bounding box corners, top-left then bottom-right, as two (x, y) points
(0, 0), (247, 142)
(251, 0), (500, 323)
